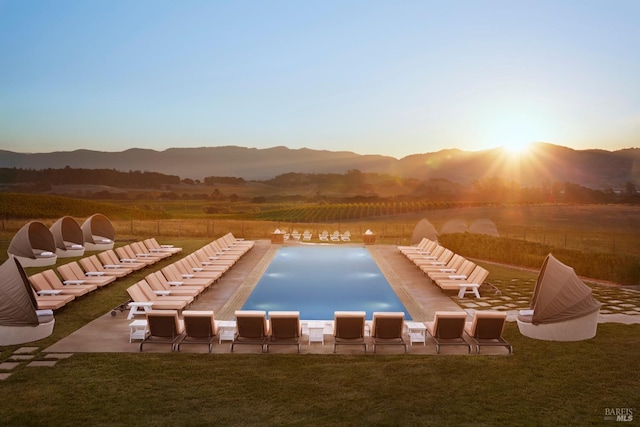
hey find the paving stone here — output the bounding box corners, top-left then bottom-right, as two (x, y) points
(13, 347), (39, 354)
(27, 361), (57, 367)
(8, 355), (35, 361)
(0, 362), (21, 370)
(43, 353), (74, 359)
(461, 302), (479, 308)
(0, 373), (12, 380)
(476, 302), (491, 307)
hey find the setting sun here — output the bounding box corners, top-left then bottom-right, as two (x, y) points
(502, 140), (532, 156)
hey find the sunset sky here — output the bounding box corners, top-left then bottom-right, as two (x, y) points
(1, 0), (638, 158)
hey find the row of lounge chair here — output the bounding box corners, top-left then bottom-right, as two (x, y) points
(139, 309), (511, 354)
(28, 238), (182, 311)
(398, 238), (489, 297)
(282, 230), (351, 242)
(126, 233), (254, 313)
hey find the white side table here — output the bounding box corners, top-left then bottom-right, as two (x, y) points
(129, 320), (148, 343)
(306, 321), (327, 345)
(127, 302), (154, 319)
(405, 321), (427, 346)
(218, 320), (236, 343)
(458, 284), (480, 298)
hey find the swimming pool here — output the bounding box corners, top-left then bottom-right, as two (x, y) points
(241, 246), (412, 320)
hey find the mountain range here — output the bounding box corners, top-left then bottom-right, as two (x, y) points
(1, 143), (638, 189)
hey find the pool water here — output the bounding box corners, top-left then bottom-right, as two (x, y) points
(241, 246), (412, 320)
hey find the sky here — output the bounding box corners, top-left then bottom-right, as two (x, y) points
(1, 0), (639, 159)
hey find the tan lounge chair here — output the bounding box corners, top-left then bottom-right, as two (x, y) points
(425, 311), (471, 354)
(231, 310), (270, 352)
(79, 255), (132, 278)
(333, 311), (367, 353)
(145, 271), (203, 298)
(434, 265), (489, 297)
(370, 312), (407, 353)
(98, 249), (147, 271)
(57, 261), (116, 287)
(176, 310), (219, 353)
(143, 238), (182, 255)
(464, 311), (512, 354)
(139, 310), (185, 351)
(126, 282), (191, 311)
(29, 270), (96, 297)
(266, 311), (301, 353)
(115, 245), (157, 266)
(160, 264), (215, 288)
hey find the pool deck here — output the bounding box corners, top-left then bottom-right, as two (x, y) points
(42, 240), (511, 355)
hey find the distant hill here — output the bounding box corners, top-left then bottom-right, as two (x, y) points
(1, 143), (638, 188)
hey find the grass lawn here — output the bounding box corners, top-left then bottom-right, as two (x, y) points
(0, 322), (638, 426)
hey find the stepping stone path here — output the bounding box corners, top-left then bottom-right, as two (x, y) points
(0, 347), (74, 380)
(456, 277), (640, 317)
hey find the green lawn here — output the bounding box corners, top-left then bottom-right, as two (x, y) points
(0, 322), (638, 426)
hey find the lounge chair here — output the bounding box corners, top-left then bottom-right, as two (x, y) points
(139, 310), (185, 351)
(433, 265), (488, 298)
(266, 311), (301, 353)
(29, 270), (96, 297)
(145, 271), (203, 298)
(330, 231), (341, 242)
(143, 238), (182, 255)
(427, 259), (476, 282)
(420, 254), (464, 275)
(231, 310), (270, 352)
(98, 249), (147, 271)
(126, 281), (192, 311)
(115, 245), (157, 266)
(79, 254), (132, 278)
(160, 264), (215, 288)
(130, 241), (171, 261)
(464, 311), (512, 354)
(176, 310), (219, 352)
(413, 248), (454, 269)
(341, 231), (351, 242)
(333, 311), (367, 353)
(290, 230), (300, 241)
(219, 232), (255, 250)
(370, 312), (407, 353)
(30, 286), (75, 310)
(319, 231), (329, 241)
(57, 261), (116, 287)
(302, 230), (312, 241)
(425, 311), (471, 353)
(173, 258), (224, 281)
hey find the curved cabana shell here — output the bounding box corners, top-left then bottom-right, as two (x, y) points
(517, 254), (601, 341)
(81, 214), (115, 251)
(50, 216), (85, 258)
(7, 221), (57, 267)
(469, 219), (499, 237)
(410, 218), (438, 244)
(0, 256), (55, 345)
(439, 219), (468, 235)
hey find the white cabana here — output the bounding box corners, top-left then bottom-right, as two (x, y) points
(439, 219), (468, 235)
(7, 221), (57, 267)
(81, 213), (115, 251)
(410, 218), (438, 245)
(50, 216), (85, 258)
(517, 254), (601, 341)
(469, 219), (499, 237)
(0, 256), (55, 345)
